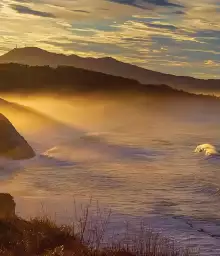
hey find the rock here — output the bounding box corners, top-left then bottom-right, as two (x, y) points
(0, 113), (35, 160)
(0, 193), (16, 219)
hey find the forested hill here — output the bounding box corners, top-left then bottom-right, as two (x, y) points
(0, 63), (192, 96)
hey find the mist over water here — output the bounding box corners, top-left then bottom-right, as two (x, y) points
(1, 94), (220, 255)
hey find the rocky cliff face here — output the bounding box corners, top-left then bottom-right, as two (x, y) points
(0, 113), (35, 160)
(0, 193), (16, 219)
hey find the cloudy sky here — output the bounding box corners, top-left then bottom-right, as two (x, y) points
(0, 0), (220, 78)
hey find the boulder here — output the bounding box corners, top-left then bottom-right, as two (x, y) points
(0, 193), (16, 219)
(0, 113), (35, 160)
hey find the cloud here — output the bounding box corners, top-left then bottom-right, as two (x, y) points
(204, 60), (220, 67)
(107, 0), (149, 9)
(0, 0), (219, 79)
(73, 9), (91, 14)
(107, 0), (183, 9)
(144, 0), (183, 7)
(13, 0), (31, 3)
(11, 4), (56, 18)
(173, 10), (184, 14)
(147, 22), (177, 30)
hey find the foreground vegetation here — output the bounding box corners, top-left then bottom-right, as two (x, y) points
(0, 213), (198, 256)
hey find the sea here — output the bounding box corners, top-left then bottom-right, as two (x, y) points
(1, 95), (220, 255)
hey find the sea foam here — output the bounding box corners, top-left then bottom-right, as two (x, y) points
(194, 144), (219, 156)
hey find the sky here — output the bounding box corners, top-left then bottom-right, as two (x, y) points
(0, 0), (220, 79)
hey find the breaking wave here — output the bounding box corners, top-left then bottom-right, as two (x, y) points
(194, 144), (219, 157)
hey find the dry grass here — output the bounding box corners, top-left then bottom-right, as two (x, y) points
(0, 203), (199, 256)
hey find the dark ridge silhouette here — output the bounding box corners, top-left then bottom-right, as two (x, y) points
(0, 63), (199, 97)
(0, 47), (219, 94)
(0, 113), (35, 160)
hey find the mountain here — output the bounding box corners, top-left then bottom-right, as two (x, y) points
(0, 47), (219, 94)
(0, 63), (193, 96)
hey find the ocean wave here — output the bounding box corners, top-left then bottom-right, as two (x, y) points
(43, 134), (157, 162)
(194, 144), (220, 157)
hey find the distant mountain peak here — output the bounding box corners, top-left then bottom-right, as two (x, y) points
(13, 46), (44, 52)
(98, 56), (117, 61)
(5, 47), (56, 56)
(4, 47), (117, 59)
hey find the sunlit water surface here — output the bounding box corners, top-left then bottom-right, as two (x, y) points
(1, 96), (220, 255)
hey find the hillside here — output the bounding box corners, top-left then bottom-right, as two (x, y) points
(0, 47), (219, 94)
(0, 63), (194, 96)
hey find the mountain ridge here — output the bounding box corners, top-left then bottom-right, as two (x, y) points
(1, 47), (219, 94)
(0, 63), (186, 95)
